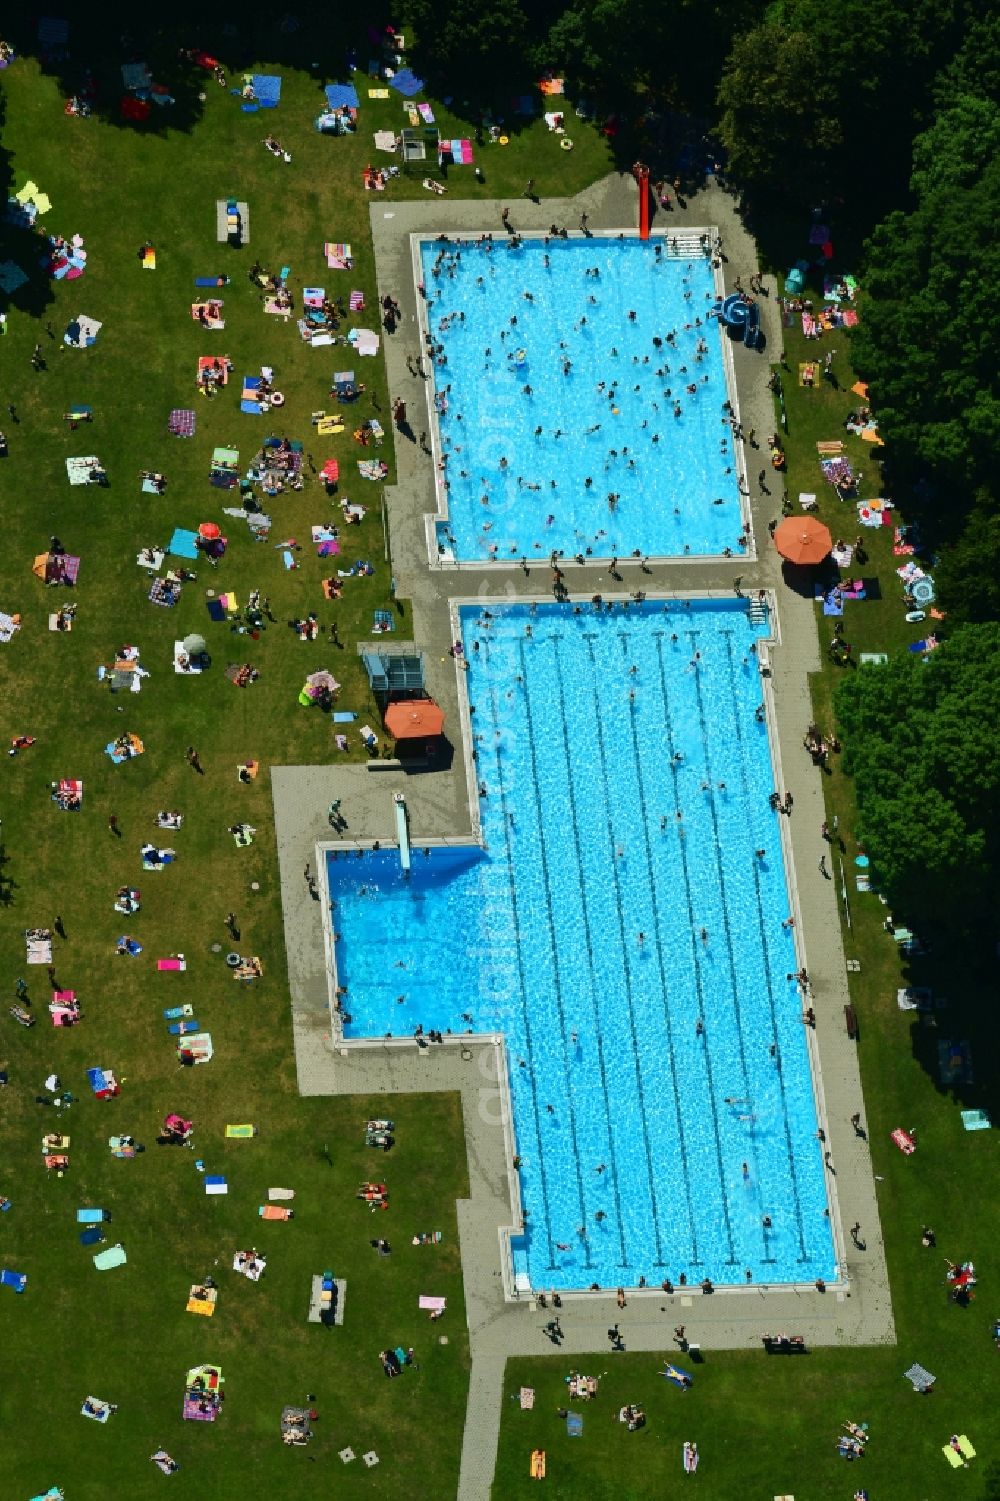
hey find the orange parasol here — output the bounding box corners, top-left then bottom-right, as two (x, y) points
(384, 699), (445, 739)
(773, 515), (833, 565)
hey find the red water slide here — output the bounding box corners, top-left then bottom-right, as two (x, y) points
(636, 165), (651, 239)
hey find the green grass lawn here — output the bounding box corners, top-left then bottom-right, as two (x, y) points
(0, 47), (612, 1499)
(493, 290), (1000, 1499)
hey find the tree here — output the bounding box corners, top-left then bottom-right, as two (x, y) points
(834, 624), (1000, 944)
(850, 97), (1000, 538)
(933, 489), (1000, 624)
(716, 24), (842, 200)
(399, 0), (533, 95)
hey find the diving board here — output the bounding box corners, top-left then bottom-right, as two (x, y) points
(393, 792), (410, 871)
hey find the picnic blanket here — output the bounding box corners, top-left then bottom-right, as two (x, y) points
(389, 68), (423, 96)
(93, 1244), (127, 1270)
(348, 327), (379, 356)
(64, 315), (101, 347)
(251, 73), (281, 106)
(0, 611), (22, 644)
(26, 928), (53, 963)
(374, 130), (397, 153)
(358, 459), (388, 480)
(192, 301), (224, 328)
(440, 139), (474, 164)
(0, 261), (29, 293)
(168, 527), (200, 559)
(938, 1039), (973, 1085)
(857, 498), (893, 526)
(169, 409), (196, 437)
(324, 242), (352, 269)
(821, 456), (855, 488)
(66, 455), (102, 485)
(325, 83), (360, 109)
(187, 1284), (217, 1316)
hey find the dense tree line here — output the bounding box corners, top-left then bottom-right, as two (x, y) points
(834, 624), (1000, 943)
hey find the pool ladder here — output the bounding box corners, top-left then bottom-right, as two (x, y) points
(748, 597), (768, 626)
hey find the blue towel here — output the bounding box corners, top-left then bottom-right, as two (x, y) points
(325, 83), (360, 109)
(567, 1412), (583, 1436)
(389, 68), (424, 97)
(333, 711), (357, 722)
(252, 74), (282, 105)
(168, 527), (200, 559)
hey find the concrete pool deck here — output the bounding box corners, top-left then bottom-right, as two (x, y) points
(271, 170), (893, 1501)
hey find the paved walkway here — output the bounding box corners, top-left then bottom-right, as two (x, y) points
(270, 170), (893, 1501)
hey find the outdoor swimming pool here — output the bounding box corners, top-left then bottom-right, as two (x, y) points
(327, 600), (835, 1290)
(418, 235), (746, 564)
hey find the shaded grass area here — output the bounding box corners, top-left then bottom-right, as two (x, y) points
(0, 51), (625, 1498)
(493, 287), (1000, 1498)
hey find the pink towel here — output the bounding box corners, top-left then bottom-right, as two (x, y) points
(349, 289), (364, 310)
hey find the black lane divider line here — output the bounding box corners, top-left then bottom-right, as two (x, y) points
(686, 628), (763, 1267)
(513, 635), (593, 1269)
(654, 632), (736, 1266)
(613, 629), (700, 1266)
(581, 633), (667, 1267)
(549, 639), (629, 1268)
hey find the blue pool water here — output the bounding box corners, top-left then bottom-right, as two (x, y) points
(419, 237), (745, 563)
(328, 600), (835, 1289)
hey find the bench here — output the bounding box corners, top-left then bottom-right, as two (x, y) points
(844, 1004), (859, 1040)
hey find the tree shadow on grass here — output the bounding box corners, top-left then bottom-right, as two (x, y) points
(0, 87), (56, 319)
(0, 840), (17, 907)
(2, 11), (382, 135)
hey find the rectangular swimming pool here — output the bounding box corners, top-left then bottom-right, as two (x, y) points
(327, 599), (834, 1291)
(418, 235), (748, 564)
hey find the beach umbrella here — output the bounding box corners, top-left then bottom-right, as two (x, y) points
(183, 633), (208, 656)
(198, 521), (221, 540)
(384, 699), (445, 739)
(773, 515), (833, 566)
(305, 670), (340, 692)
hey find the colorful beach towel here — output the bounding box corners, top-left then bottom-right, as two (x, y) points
(324, 242), (352, 270)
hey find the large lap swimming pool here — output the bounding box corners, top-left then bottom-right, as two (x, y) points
(418, 235), (747, 564)
(327, 599), (835, 1291)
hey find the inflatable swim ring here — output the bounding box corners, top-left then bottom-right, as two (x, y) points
(561, 138), (574, 151)
(271, 391), (285, 407)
